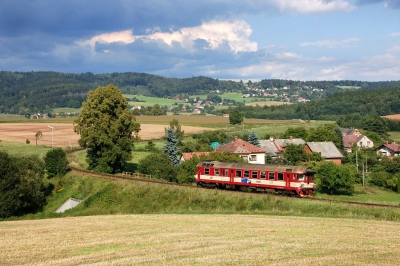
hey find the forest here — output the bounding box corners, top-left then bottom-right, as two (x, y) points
(1, 71), (400, 123)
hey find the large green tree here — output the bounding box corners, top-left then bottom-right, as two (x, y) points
(74, 84), (140, 173)
(229, 109), (243, 125)
(0, 151), (49, 218)
(163, 127), (180, 167)
(315, 161), (357, 194)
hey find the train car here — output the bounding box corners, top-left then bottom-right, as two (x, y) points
(195, 161), (316, 196)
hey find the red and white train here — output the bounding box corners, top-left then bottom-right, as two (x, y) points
(195, 161), (316, 196)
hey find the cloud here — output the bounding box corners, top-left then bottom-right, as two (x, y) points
(271, 0), (356, 13)
(79, 20), (258, 54)
(300, 38), (361, 48)
(355, 0), (400, 8)
(391, 32), (400, 37)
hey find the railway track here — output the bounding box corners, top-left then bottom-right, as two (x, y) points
(68, 165), (400, 210)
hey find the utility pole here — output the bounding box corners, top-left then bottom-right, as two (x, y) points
(356, 149), (358, 170)
(48, 125), (54, 148)
(362, 160), (365, 187)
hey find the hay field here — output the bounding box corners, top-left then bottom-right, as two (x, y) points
(382, 114), (400, 120)
(1, 214), (398, 266)
(0, 123), (214, 147)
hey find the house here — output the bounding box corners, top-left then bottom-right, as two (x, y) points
(180, 152), (211, 162)
(305, 141), (344, 164)
(343, 135), (374, 153)
(376, 142), (400, 157)
(259, 136), (305, 158)
(222, 113), (230, 118)
(216, 136), (266, 164)
(342, 127), (362, 136)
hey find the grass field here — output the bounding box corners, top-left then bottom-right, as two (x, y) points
(123, 94), (186, 107)
(1, 214), (399, 265)
(336, 85), (361, 90)
(388, 131), (400, 143)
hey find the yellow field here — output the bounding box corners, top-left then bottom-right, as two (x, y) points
(0, 214), (398, 265)
(0, 123), (215, 147)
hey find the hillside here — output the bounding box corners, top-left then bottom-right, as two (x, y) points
(1, 71), (400, 116)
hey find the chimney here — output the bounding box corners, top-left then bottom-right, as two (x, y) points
(234, 136), (238, 142)
(289, 136), (293, 140)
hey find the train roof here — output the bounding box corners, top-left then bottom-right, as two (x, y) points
(197, 161), (315, 174)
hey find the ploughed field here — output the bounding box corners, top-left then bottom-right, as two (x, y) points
(0, 123), (214, 147)
(1, 214), (399, 265)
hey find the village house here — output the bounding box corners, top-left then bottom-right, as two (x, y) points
(343, 134), (374, 153)
(216, 137), (266, 164)
(305, 141), (344, 164)
(376, 142), (400, 157)
(259, 136), (305, 158)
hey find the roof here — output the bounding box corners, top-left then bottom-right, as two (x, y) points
(274, 138), (305, 148)
(216, 137), (266, 155)
(379, 142), (400, 153)
(342, 135), (363, 148)
(259, 139), (280, 157)
(306, 141), (343, 158)
(180, 152), (211, 161)
(342, 128), (362, 136)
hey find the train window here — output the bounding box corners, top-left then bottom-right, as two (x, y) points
(205, 168), (210, 175)
(225, 169), (229, 176)
(268, 172), (275, 180)
(278, 173), (284, 180)
(297, 174), (304, 180)
(251, 171), (258, 179)
(236, 170), (242, 177)
(244, 171), (249, 178)
(260, 172), (266, 179)
(215, 169), (220, 175)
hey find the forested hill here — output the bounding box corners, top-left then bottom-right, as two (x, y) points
(1, 70), (400, 115)
(0, 71), (245, 114)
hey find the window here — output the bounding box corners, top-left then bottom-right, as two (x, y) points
(205, 168), (210, 175)
(260, 172), (266, 179)
(278, 173), (284, 180)
(297, 174), (304, 180)
(251, 171), (258, 179)
(236, 170), (242, 177)
(268, 172), (275, 180)
(225, 169), (229, 176)
(244, 170), (249, 178)
(249, 155), (257, 161)
(215, 169), (219, 175)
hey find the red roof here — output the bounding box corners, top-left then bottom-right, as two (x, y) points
(384, 143), (400, 152)
(343, 135), (363, 148)
(180, 152), (211, 161)
(216, 137), (265, 155)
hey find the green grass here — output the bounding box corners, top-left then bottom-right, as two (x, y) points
(16, 172), (400, 221)
(123, 94), (186, 107)
(388, 131), (400, 143)
(0, 140), (52, 157)
(0, 114), (26, 122)
(52, 107), (81, 113)
(336, 85), (361, 90)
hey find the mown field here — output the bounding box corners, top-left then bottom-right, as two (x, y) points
(1, 214), (399, 266)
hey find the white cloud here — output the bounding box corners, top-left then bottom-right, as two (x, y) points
(270, 0), (356, 13)
(300, 38), (360, 48)
(78, 20), (258, 54)
(391, 32), (400, 37)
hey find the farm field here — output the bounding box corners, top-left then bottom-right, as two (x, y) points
(1, 214), (399, 265)
(382, 114), (400, 120)
(0, 123), (215, 147)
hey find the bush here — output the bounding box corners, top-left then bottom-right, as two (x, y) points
(44, 148), (69, 178)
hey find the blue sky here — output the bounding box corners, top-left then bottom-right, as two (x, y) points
(0, 0), (399, 81)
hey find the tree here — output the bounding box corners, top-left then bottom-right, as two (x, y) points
(163, 127), (180, 167)
(44, 148), (69, 178)
(167, 119), (184, 145)
(138, 152), (177, 182)
(0, 151), (49, 218)
(248, 131), (260, 147)
(73, 84), (140, 173)
(281, 127), (309, 140)
(35, 131), (43, 146)
(283, 144), (307, 165)
(315, 161), (356, 194)
(229, 109), (243, 125)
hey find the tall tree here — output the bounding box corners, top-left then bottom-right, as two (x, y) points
(167, 119), (185, 145)
(73, 84), (140, 173)
(163, 127), (180, 167)
(229, 109), (243, 125)
(248, 131), (260, 147)
(34, 131), (42, 146)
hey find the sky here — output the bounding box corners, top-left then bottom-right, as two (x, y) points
(0, 0), (399, 81)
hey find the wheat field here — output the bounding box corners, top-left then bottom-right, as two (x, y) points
(1, 214), (399, 266)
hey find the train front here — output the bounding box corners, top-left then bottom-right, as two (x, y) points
(295, 169), (316, 197)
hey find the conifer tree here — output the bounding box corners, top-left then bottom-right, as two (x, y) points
(163, 127), (180, 167)
(248, 131), (260, 147)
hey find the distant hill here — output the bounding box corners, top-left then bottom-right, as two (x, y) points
(1, 71), (400, 115)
